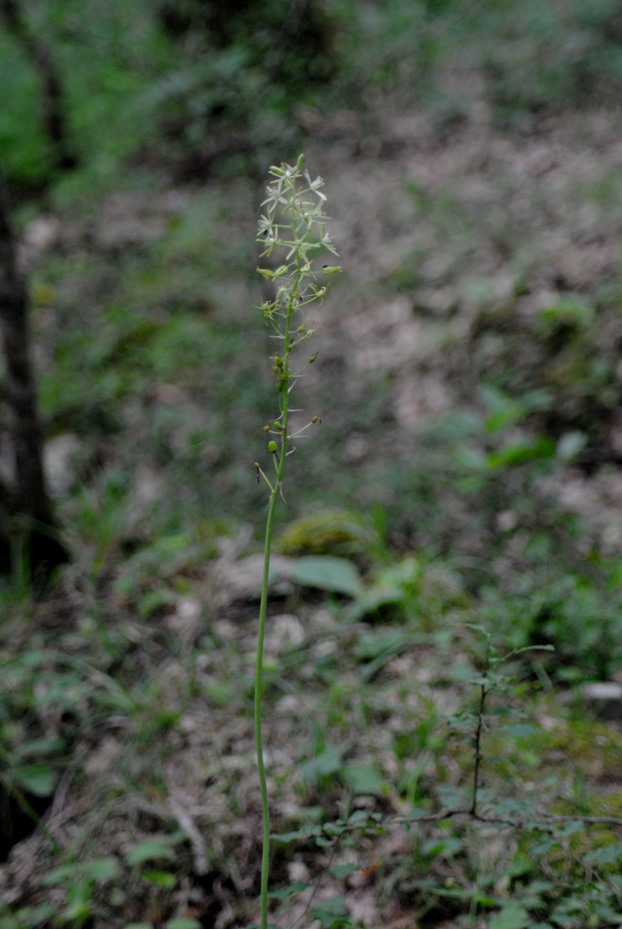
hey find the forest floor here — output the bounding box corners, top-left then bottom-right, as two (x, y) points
(3, 86), (622, 929)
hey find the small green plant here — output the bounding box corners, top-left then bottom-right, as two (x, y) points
(253, 155), (340, 929)
(39, 856), (121, 927)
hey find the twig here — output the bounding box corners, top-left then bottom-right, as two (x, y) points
(331, 807), (622, 834)
(470, 667), (488, 816)
(168, 795), (209, 875)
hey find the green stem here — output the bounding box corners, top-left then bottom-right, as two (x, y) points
(254, 258), (301, 929)
(255, 485), (279, 929)
(253, 150), (339, 924)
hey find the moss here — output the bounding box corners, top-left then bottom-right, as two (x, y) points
(276, 509), (373, 559)
(537, 717), (622, 780)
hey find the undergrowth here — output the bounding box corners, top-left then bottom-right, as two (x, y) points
(2, 160), (622, 928)
(2, 4), (622, 925)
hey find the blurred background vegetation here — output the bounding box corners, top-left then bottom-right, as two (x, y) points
(3, 0), (622, 926)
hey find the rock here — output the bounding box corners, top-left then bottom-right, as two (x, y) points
(580, 682), (622, 721)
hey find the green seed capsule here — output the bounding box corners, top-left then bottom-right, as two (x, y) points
(268, 440), (278, 453)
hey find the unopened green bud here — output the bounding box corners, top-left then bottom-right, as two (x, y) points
(268, 440), (278, 453)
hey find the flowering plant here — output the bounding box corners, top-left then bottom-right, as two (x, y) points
(253, 154), (340, 929)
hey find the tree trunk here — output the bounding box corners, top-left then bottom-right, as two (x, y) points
(0, 176), (67, 579)
(0, 0), (78, 172)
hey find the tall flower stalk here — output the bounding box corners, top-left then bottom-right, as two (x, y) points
(254, 155), (340, 929)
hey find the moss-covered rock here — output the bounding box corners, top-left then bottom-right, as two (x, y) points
(276, 509), (374, 560)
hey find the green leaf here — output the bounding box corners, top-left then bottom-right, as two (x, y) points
(349, 557), (421, 620)
(125, 835), (182, 865)
(489, 905), (531, 929)
(299, 746), (342, 781)
(85, 857), (120, 881)
(268, 881), (308, 902)
(342, 763), (386, 795)
(2, 901), (56, 927)
(354, 629), (409, 661)
(556, 430), (587, 461)
(421, 837), (463, 859)
(499, 724), (541, 738)
(139, 587), (177, 618)
(63, 900), (91, 923)
(274, 823), (321, 843)
(486, 435), (555, 470)
(164, 919), (202, 929)
(278, 556), (363, 598)
(40, 863), (76, 886)
(13, 763), (56, 797)
(311, 896), (350, 929)
(329, 863), (359, 879)
(17, 736), (65, 759)
(539, 297), (594, 330)
(481, 384), (524, 433)
(584, 842), (622, 866)
(141, 870), (177, 889)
